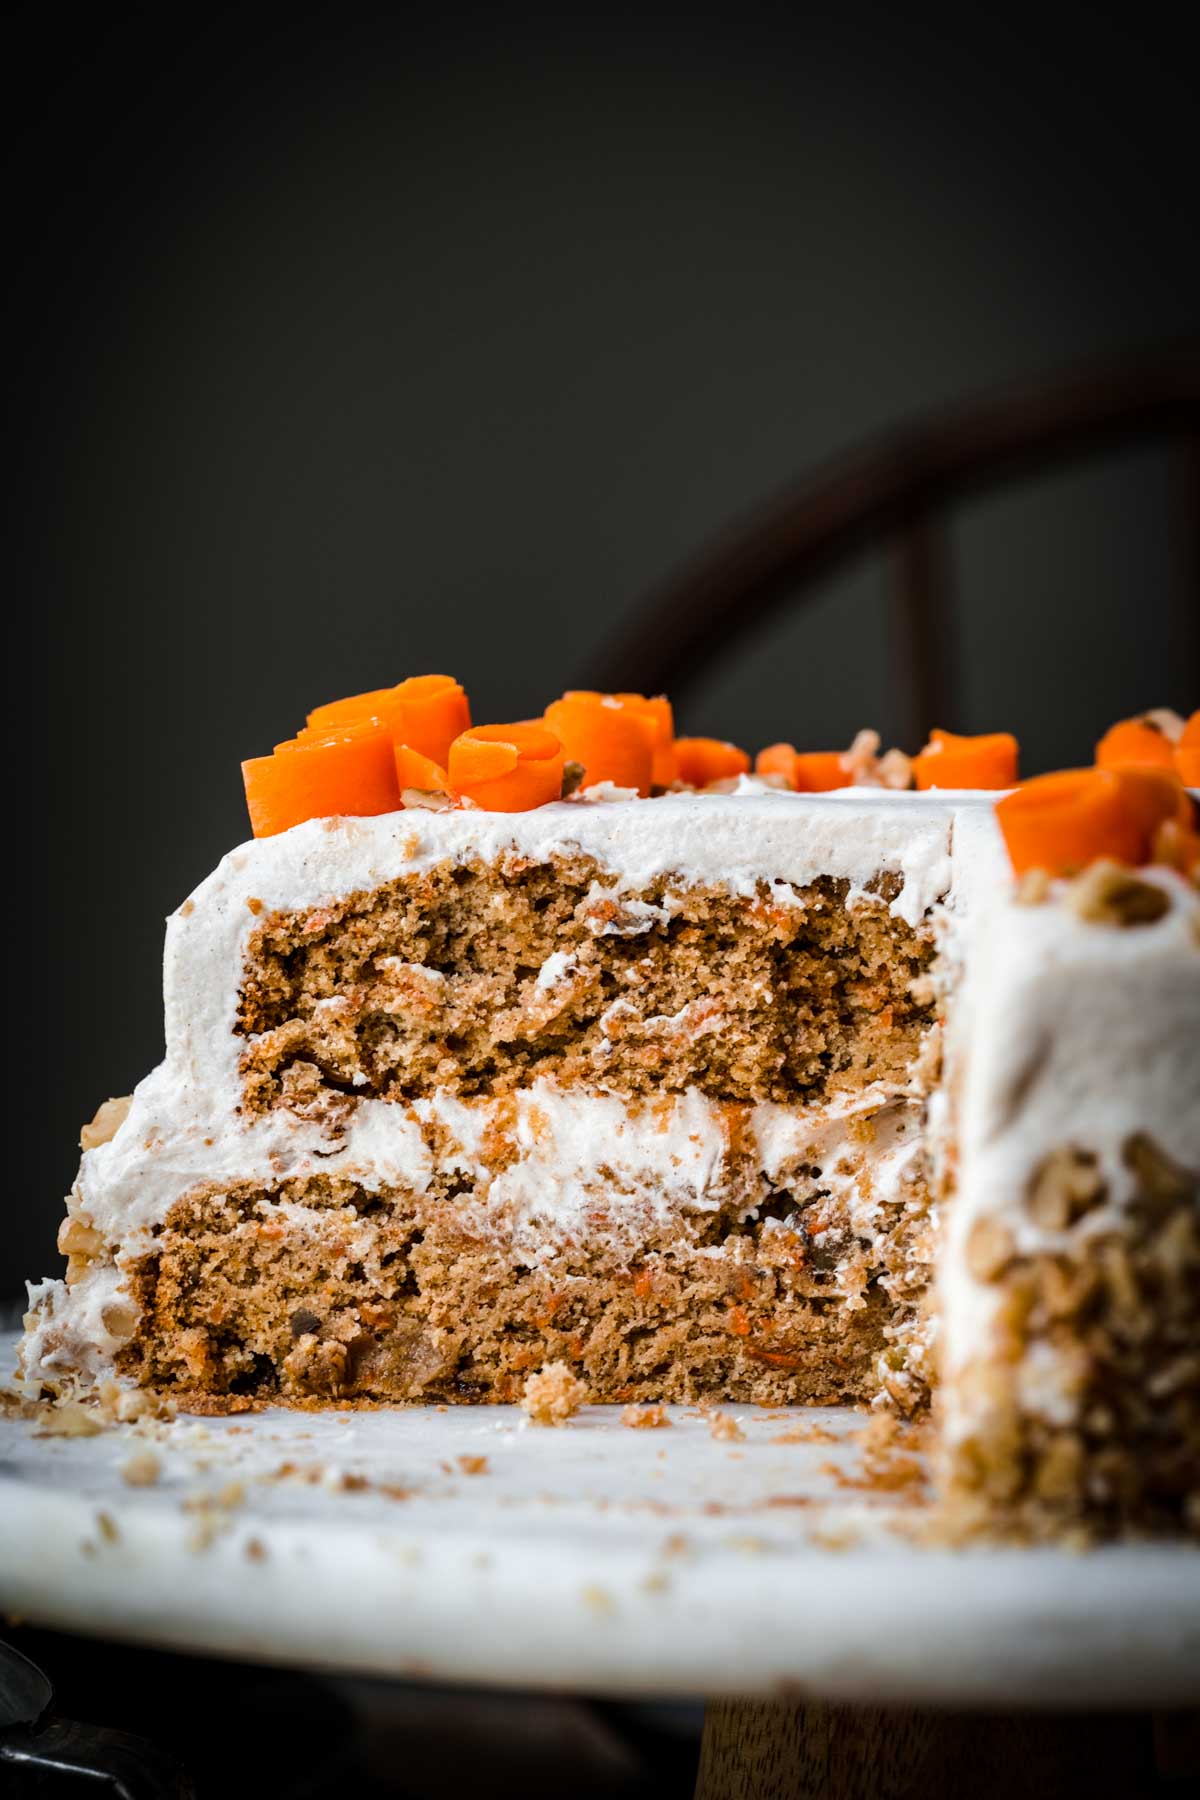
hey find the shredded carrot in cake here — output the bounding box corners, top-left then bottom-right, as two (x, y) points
(673, 737), (750, 787)
(448, 722), (565, 811)
(912, 729), (1018, 791)
(543, 693), (656, 794)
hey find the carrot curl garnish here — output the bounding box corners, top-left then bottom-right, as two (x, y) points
(754, 743), (802, 786)
(243, 721), (401, 838)
(1095, 715), (1177, 772)
(395, 744), (452, 795)
(754, 745), (857, 791)
(448, 723), (565, 811)
(673, 737), (751, 787)
(309, 674), (470, 767)
(543, 693), (656, 795)
(603, 693), (677, 786)
(996, 766), (1188, 878)
(913, 729), (1018, 791)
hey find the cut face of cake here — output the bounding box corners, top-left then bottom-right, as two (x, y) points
(25, 792), (967, 1413)
(20, 694), (1200, 1542)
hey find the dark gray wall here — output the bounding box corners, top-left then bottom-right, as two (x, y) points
(9, 9), (1199, 1288)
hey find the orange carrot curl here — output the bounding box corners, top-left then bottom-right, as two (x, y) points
(611, 693), (677, 786)
(391, 674), (471, 764)
(1095, 716), (1176, 772)
(755, 743), (802, 785)
(395, 744), (452, 794)
(912, 729), (1018, 791)
(673, 737), (751, 787)
(448, 723), (565, 812)
(243, 721), (401, 838)
(754, 744), (852, 792)
(1176, 710), (1200, 787)
(1114, 764), (1196, 837)
(309, 674), (471, 767)
(543, 693), (656, 795)
(995, 766), (1186, 878)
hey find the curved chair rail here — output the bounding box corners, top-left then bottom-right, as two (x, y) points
(589, 342), (1200, 742)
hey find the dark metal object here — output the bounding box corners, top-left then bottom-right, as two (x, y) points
(591, 342), (1200, 744)
(0, 1638), (193, 1798)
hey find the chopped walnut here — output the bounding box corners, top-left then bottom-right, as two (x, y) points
(964, 1215), (1016, 1283)
(121, 1449), (162, 1487)
(621, 1403), (671, 1430)
(100, 1299), (139, 1344)
(80, 1096), (133, 1151)
(520, 1361), (588, 1427)
(57, 1217), (103, 1259)
(1067, 860), (1169, 927)
(33, 1400), (103, 1439)
(1031, 1432), (1084, 1503)
(1139, 707), (1185, 744)
(400, 787), (456, 812)
(1025, 1146), (1106, 1232)
(1123, 1132), (1195, 1207)
(283, 1333), (349, 1396)
(560, 760), (586, 798)
(876, 747), (913, 790)
(1013, 868), (1051, 906)
(840, 728), (913, 789)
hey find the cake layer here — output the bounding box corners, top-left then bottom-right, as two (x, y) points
(163, 788), (971, 1127)
(24, 1079), (935, 1409)
(236, 861), (935, 1114)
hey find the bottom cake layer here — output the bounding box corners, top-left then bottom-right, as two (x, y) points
(107, 1166), (934, 1411)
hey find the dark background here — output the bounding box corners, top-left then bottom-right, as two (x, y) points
(7, 7), (1200, 1286)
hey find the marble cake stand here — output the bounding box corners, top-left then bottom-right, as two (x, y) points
(2, 1333), (1196, 1718)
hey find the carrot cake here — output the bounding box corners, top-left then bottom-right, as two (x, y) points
(20, 684), (1200, 1539)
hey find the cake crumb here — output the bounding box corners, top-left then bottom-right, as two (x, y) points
(707, 1410), (745, 1443)
(771, 1423), (838, 1445)
(456, 1454), (489, 1475)
(621, 1403), (671, 1430)
(520, 1361), (588, 1427)
(120, 1449), (161, 1487)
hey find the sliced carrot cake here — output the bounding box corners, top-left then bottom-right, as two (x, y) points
(20, 684), (1200, 1539)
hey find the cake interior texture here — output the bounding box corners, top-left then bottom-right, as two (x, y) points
(21, 791), (1200, 1539)
(129, 853), (938, 1413)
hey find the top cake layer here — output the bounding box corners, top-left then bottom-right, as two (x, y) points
(165, 786), (1005, 1121)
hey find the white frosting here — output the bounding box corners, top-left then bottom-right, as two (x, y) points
(938, 868), (1200, 1437)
